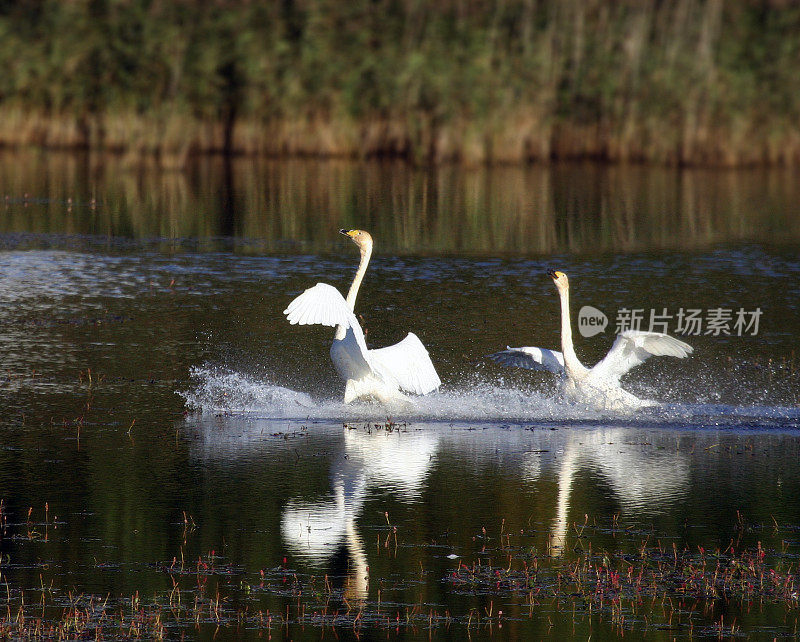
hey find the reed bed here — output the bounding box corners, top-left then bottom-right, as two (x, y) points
(1, 1), (799, 166)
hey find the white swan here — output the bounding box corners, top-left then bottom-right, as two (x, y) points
(489, 270), (693, 410)
(284, 229), (441, 404)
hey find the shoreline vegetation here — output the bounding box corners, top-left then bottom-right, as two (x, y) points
(1, 1), (799, 168)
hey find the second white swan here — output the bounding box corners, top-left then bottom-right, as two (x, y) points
(284, 229), (441, 404)
(489, 270), (693, 410)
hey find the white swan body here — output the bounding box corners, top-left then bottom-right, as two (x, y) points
(489, 270), (693, 410)
(284, 229), (441, 404)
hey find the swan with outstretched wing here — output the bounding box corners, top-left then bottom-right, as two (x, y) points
(489, 270), (692, 410)
(284, 229), (440, 404)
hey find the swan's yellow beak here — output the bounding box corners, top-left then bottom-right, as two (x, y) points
(547, 269), (565, 279)
(340, 228), (361, 238)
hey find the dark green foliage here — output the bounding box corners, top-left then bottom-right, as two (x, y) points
(0, 0), (797, 162)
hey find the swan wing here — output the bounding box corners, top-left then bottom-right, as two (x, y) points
(592, 331), (693, 382)
(284, 282), (355, 328)
(488, 346), (565, 374)
(285, 282), (372, 368)
(367, 333), (441, 395)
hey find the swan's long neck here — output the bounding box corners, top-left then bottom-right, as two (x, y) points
(558, 286), (586, 375)
(345, 243), (372, 312)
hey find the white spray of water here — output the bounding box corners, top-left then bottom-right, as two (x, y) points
(182, 366), (317, 416)
(182, 365), (800, 428)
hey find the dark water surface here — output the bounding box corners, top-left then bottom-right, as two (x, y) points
(1, 154), (800, 639)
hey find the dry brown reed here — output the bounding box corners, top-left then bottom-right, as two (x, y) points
(2, 106), (798, 169)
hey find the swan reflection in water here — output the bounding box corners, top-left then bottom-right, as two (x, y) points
(536, 428), (690, 554)
(280, 429), (439, 601)
(188, 415), (691, 586)
(281, 472), (370, 601)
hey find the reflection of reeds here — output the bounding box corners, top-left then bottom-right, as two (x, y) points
(0, 151), (798, 253)
(1, 2), (799, 166)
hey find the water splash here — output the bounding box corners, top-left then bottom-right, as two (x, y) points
(182, 365), (800, 429)
(182, 366), (316, 416)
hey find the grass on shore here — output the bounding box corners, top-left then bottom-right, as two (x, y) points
(0, 1), (799, 166)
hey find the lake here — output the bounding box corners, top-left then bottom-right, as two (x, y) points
(1, 151), (799, 639)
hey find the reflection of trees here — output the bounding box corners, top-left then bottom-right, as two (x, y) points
(0, 152), (797, 253)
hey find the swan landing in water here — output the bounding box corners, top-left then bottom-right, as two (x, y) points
(284, 229), (441, 404)
(489, 270), (693, 410)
